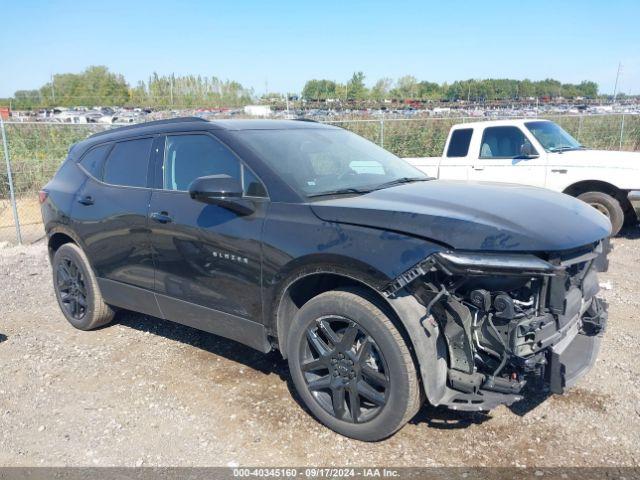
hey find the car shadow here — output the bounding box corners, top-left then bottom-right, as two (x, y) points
(0, 333), (7, 344)
(410, 405), (491, 429)
(618, 224), (640, 240)
(111, 310), (514, 433)
(112, 310), (289, 379)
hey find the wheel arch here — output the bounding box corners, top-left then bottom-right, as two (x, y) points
(563, 180), (631, 210)
(47, 227), (82, 262)
(273, 269), (448, 405)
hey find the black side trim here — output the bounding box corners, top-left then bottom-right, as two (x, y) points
(98, 278), (272, 353)
(98, 278), (163, 318)
(155, 293), (272, 353)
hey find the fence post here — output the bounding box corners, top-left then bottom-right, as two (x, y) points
(578, 114), (583, 139)
(379, 119), (384, 148)
(0, 118), (22, 244)
(619, 114), (625, 150)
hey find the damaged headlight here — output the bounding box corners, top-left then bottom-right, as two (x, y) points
(434, 251), (557, 276)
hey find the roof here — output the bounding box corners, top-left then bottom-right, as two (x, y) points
(451, 118), (551, 130)
(73, 117), (336, 158)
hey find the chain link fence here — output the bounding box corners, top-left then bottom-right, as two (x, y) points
(1, 114), (639, 245)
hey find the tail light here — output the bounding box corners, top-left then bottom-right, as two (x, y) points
(38, 190), (48, 204)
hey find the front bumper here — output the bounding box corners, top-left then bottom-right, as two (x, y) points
(440, 297), (608, 411)
(629, 190), (640, 222)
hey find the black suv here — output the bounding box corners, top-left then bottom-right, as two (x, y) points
(41, 117), (610, 441)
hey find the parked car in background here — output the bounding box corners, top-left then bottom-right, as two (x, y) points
(406, 119), (640, 235)
(41, 118), (610, 441)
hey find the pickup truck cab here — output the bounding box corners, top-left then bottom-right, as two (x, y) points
(406, 119), (640, 235)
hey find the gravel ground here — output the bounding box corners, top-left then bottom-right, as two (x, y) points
(0, 232), (639, 467)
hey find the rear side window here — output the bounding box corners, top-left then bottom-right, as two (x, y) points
(446, 129), (473, 157)
(79, 144), (111, 178)
(103, 138), (153, 187)
(163, 134), (240, 191)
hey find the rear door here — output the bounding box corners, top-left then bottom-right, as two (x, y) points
(148, 132), (269, 339)
(468, 125), (547, 186)
(73, 136), (156, 294)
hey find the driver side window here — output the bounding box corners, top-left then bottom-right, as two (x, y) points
(480, 126), (536, 159)
(163, 134), (240, 191)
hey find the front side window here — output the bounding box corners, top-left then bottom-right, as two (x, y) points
(236, 128), (427, 197)
(79, 143), (112, 178)
(480, 126), (536, 159)
(447, 128), (473, 157)
(163, 134), (240, 191)
(525, 121), (582, 152)
(103, 138), (152, 187)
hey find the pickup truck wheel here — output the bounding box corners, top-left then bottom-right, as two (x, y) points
(52, 243), (115, 330)
(286, 287), (421, 441)
(577, 191), (624, 236)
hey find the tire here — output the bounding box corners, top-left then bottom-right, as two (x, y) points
(52, 243), (115, 330)
(578, 191), (624, 236)
(286, 287), (422, 441)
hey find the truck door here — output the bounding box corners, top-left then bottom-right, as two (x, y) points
(437, 127), (473, 180)
(469, 125), (547, 187)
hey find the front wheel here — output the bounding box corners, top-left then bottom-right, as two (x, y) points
(577, 191), (624, 236)
(286, 288), (422, 441)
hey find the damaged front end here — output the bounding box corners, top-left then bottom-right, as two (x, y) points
(385, 241), (609, 411)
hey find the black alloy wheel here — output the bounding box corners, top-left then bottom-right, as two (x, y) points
(300, 316), (390, 424)
(56, 258), (88, 320)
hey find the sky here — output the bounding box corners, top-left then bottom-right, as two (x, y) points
(1, 0), (639, 98)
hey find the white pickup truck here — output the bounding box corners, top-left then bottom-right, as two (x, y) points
(406, 119), (640, 235)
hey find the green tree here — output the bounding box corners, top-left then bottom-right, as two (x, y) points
(370, 78), (393, 101)
(302, 79), (338, 101)
(346, 71), (368, 101)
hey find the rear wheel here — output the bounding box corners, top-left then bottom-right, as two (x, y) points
(577, 191), (624, 236)
(287, 287), (421, 441)
(52, 243), (115, 330)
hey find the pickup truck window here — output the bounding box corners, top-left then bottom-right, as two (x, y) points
(480, 126), (536, 159)
(446, 128), (473, 157)
(525, 121), (582, 152)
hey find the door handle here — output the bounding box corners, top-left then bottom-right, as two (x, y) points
(77, 195), (94, 206)
(551, 169), (568, 174)
(472, 165), (485, 171)
(150, 211), (173, 224)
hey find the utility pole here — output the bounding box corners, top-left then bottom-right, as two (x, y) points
(50, 74), (55, 103)
(613, 62), (622, 103)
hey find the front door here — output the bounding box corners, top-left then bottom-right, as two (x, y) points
(148, 132), (268, 330)
(469, 125), (547, 187)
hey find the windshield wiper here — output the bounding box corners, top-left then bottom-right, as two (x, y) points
(372, 176), (430, 191)
(307, 187), (372, 198)
(549, 145), (584, 152)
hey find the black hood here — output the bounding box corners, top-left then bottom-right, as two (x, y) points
(310, 180), (611, 252)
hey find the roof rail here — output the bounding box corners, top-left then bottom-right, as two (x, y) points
(89, 116), (209, 139)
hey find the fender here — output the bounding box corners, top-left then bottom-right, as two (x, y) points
(270, 259), (450, 405)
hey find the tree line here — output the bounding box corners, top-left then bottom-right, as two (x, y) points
(5, 65), (602, 110)
(302, 72), (599, 102)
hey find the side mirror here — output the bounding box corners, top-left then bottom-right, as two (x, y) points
(519, 140), (539, 159)
(188, 175), (254, 215)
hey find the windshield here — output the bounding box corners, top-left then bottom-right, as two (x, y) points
(525, 121), (582, 152)
(237, 128), (428, 197)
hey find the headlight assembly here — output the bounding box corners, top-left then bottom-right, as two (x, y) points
(434, 251), (557, 276)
